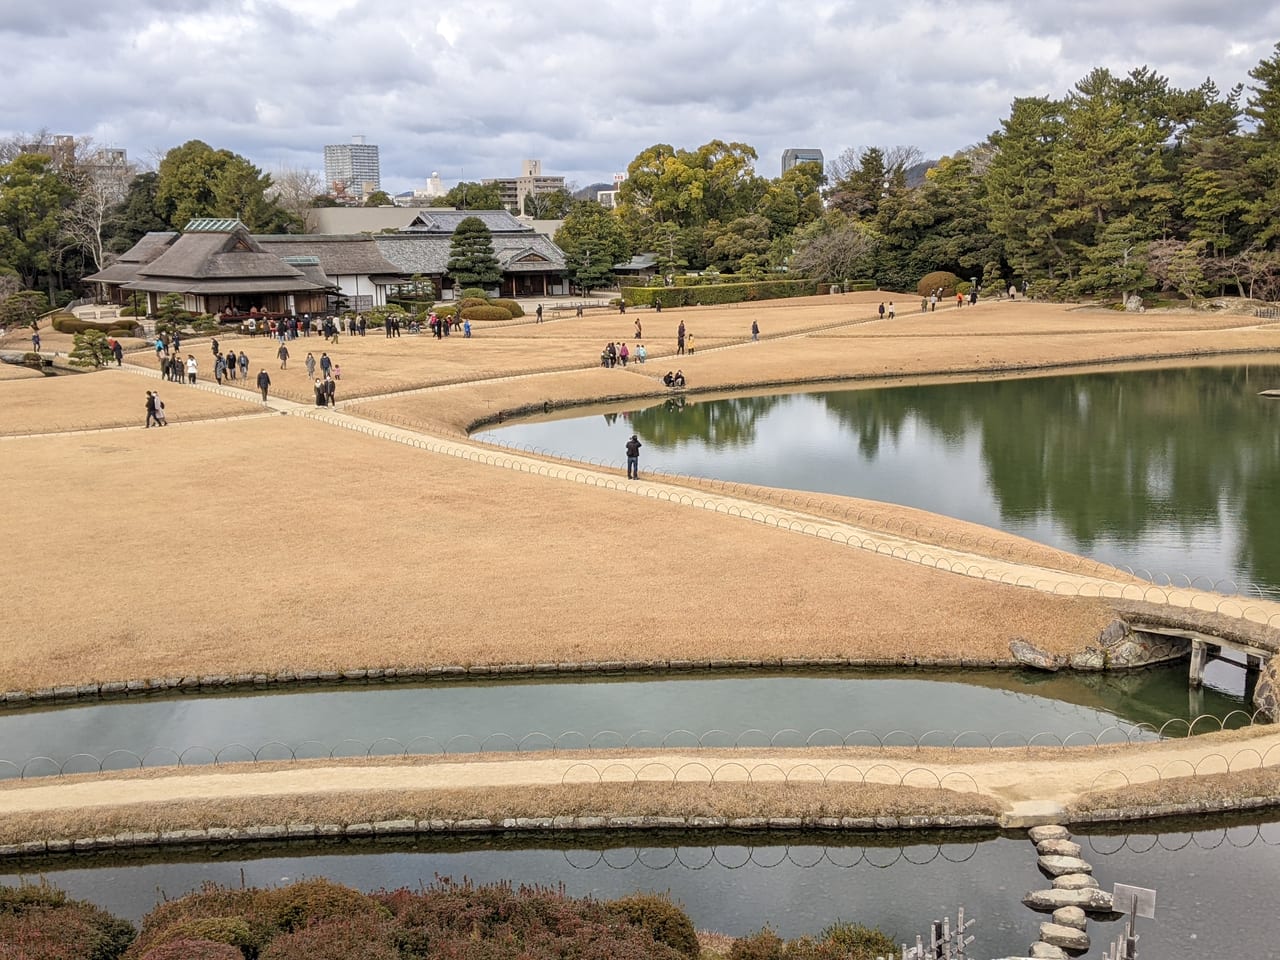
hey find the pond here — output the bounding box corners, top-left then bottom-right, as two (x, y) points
(0, 661), (1254, 778)
(479, 362), (1280, 597)
(5, 813), (1278, 958)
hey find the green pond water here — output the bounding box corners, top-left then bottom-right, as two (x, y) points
(481, 362), (1280, 597)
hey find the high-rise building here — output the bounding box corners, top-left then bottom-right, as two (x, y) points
(781, 148), (824, 175)
(324, 135), (381, 196)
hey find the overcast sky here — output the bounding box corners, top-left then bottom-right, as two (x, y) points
(4, 0), (1279, 194)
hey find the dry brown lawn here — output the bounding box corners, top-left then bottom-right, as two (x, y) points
(0, 414), (1115, 692)
(0, 369), (264, 434)
(0, 364), (43, 381)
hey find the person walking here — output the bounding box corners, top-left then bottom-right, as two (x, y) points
(888, 301), (895, 319)
(324, 375), (336, 406)
(625, 434), (642, 480)
(463, 317), (472, 338)
(619, 342), (630, 366)
(535, 304), (543, 323)
(634, 317), (642, 340)
(186, 354), (198, 384)
(319, 352), (332, 377)
(686, 332), (695, 355)
(154, 392), (167, 426)
(751, 320), (759, 342)
(144, 391), (158, 428)
(277, 342), (289, 369)
(314, 378), (325, 407)
(32, 330), (41, 352)
(111, 339), (124, 366)
(637, 343), (646, 363)
(256, 368), (271, 403)
(878, 302), (886, 321)
(238, 350), (249, 380)
(305, 352), (316, 379)
(676, 320), (686, 355)
(214, 353), (226, 385)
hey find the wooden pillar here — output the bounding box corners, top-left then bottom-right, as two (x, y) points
(1189, 639), (1208, 688)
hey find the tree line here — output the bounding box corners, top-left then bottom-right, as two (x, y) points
(4, 43), (1280, 309)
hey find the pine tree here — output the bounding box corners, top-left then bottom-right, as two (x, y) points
(446, 217), (501, 289)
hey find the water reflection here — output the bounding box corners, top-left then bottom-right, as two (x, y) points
(484, 364), (1280, 593)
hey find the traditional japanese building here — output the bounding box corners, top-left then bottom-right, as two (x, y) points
(87, 219), (335, 315)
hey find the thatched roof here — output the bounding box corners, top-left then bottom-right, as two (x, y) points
(120, 220), (330, 294)
(83, 231), (179, 285)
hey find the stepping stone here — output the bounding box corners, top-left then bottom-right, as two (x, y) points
(1028, 825), (1071, 843)
(1029, 943), (1069, 959)
(1052, 906), (1087, 930)
(1024, 888), (1116, 914)
(1038, 855), (1093, 877)
(1037, 839), (1082, 858)
(1040, 922), (1090, 952)
(1052, 873), (1099, 891)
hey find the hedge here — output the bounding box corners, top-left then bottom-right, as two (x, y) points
(460, 305), (512, 321)
(457, 297), (489, 310)
(50, 314), (141, 336)
(622, 279), (820, 308)
(489, 297), (524, 318)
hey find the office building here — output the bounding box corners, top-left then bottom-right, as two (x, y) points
(324, 135), (381, 196)
(781, 148), (824, 175)
(483, 159), (565, 214)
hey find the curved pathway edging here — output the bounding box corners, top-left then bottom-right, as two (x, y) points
(3, 788), (1278, 862)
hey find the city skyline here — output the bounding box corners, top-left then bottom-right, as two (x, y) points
(3, 2), (1279, 195)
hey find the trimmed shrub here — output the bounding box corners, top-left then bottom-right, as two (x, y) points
(489, 297), (524, 318)
(0, 898), (136, 960)
(260, 916), (399, 960)
(260, 878), (389, 934)
(460, 287), (488, 300)
(461, 305), (512, 321)
(117, 303), (144, 317)
(611, 894), (700, 958)
(819, 921), (898, 959)
(917, 270), (960, 297)
(457, 297), (489, 310)
(434, 304), (458, 319)
(108, 325), (143, 338)
(622, 279), (819, 308)
(728, 928), (785, 960)
(132, 884), (267, 956)
(138, 940), (242, 960)
(133, 918), (256, 955)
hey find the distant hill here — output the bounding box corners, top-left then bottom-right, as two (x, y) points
(575, 182), (612, 201)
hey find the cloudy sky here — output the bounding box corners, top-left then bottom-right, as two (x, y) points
(4, 0), (1279, 194)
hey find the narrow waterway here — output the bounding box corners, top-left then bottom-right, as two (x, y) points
(0, 662), (1253, 777)
(5, 814), (1277, 958)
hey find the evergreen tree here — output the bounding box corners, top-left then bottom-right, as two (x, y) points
(446, 216), (501, 289)
(68, 329), (113, 368)
(1245, 42), (1280, 247)
(554, 201), (628, 294)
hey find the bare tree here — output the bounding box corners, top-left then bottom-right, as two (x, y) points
(789, 219), (880, 282)
(267, 167), (325, 233)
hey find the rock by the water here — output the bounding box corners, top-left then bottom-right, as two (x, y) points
(1037, 839), (1082, 858)
(1254, 656), (1279, 722)
(1052, 906), (1087, 930)
(1052, 873), (1099, 891)
(1028, 943), (1069, 960)
(1040, 922), (1089, 952)
(1024, 887), (1116, 913)
(1028, 825), (1070, 843)
(1038, 854), (1093, 877)
(1010, 638), (1061, 671)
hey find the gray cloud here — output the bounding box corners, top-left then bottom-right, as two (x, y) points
(3, 0), (1279, 193)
